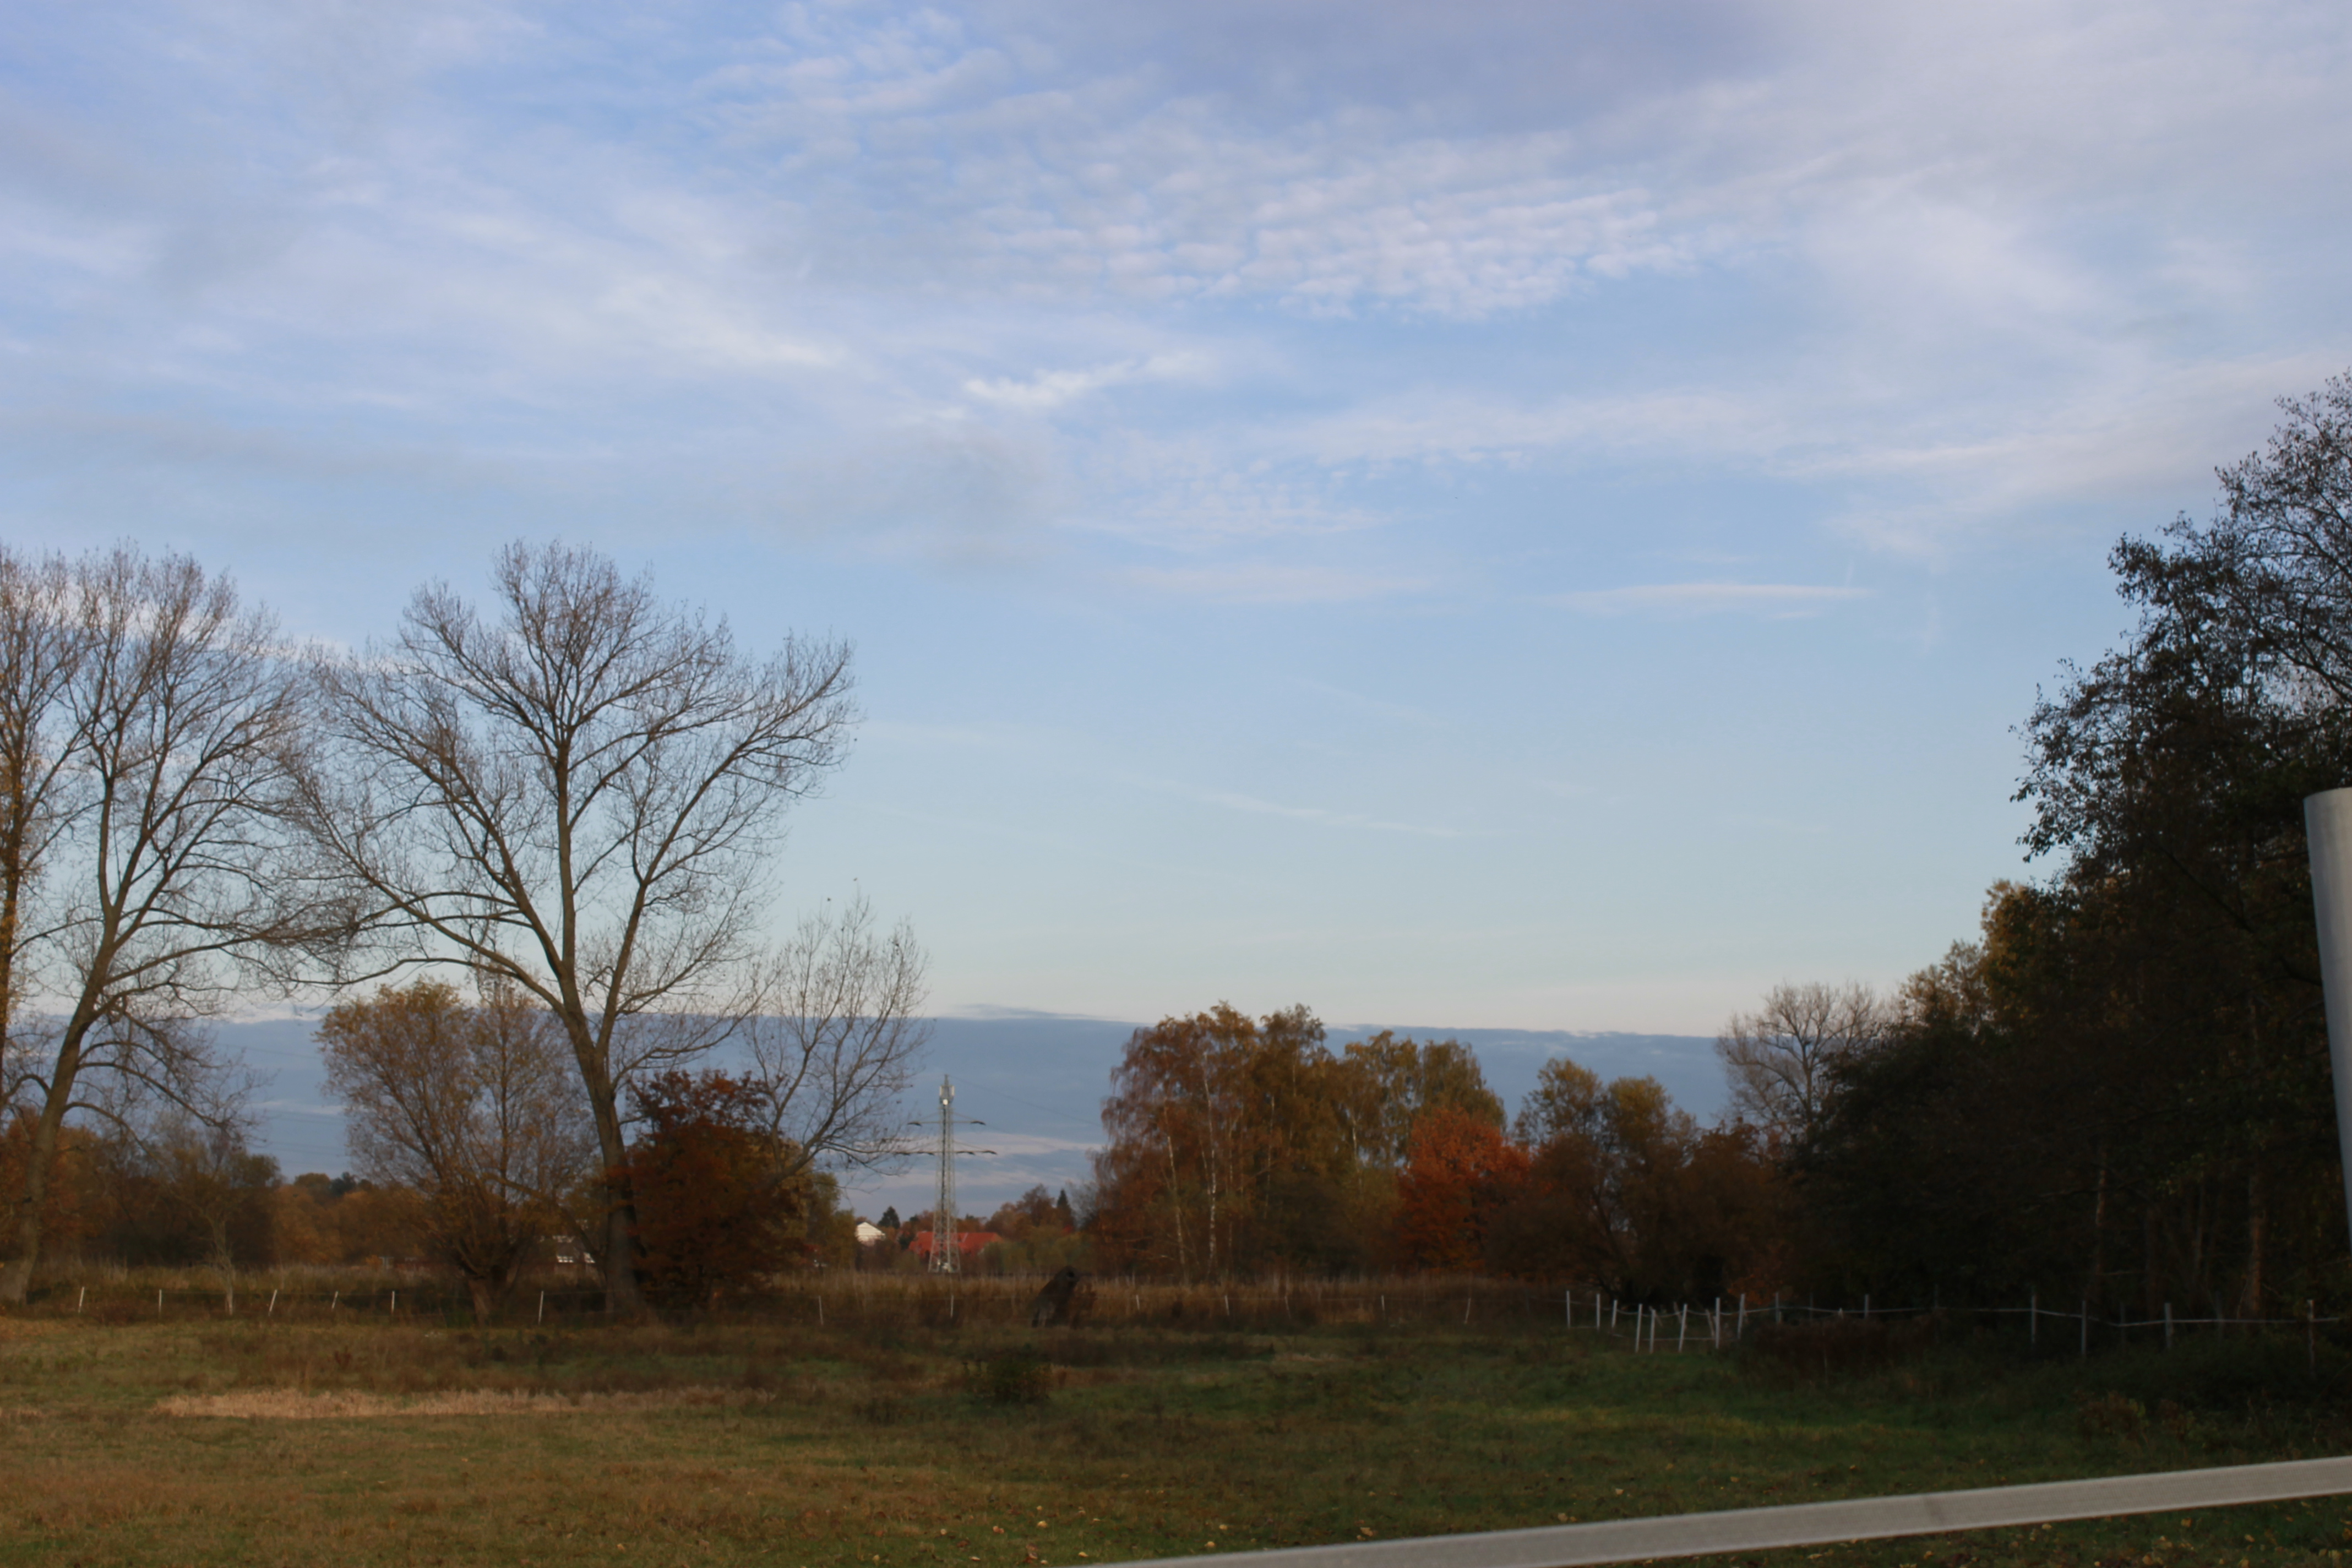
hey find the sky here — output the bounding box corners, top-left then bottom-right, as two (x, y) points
(8, 0), (2352, 1095)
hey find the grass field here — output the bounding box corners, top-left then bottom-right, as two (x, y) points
(6, 1273), (2352, 1568)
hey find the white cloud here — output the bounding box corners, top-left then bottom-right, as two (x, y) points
(3, 0), (2350, 577)
(963, 351), (1207, 412)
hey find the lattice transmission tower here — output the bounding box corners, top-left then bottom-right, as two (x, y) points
(917, 1077), (992, 1274)
(933, 1077), (959, 1273)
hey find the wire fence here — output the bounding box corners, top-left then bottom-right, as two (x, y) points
(18, 1271), (2352, 1355)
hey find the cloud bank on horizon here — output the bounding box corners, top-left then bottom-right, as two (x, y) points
(4, 0), (2347, 1032)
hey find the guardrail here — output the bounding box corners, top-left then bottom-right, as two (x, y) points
(1107, 1457), (2352, 1568)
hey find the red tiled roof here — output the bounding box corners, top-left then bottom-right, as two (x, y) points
(911, 1230), (1001, 1256)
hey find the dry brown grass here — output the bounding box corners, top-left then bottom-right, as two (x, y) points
(155, 1384), (778, 1418)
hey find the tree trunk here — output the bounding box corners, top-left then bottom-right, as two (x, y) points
(1161, 1121), (1188, 1281)
(468, 1274), (497, 1324)
(2084, 1152), (2108, 1309)
(2242, 1166), (2267, 1318)
(571, 1028), (645, 1317)
(588, 1114), (644, 1317)
(210, 1221), (237, 1314)
(0, 1025), (85, 1305)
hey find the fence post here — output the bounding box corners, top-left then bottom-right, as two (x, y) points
(268, 1290), (277, 1316)
(330, 1291), (338, 1314)
(77, 1286), (85, 1314)
(1678, 1305), (1688, 1352)
(537, 1291), (545, 1325)
(1738, 1293), (1747, 1340)
(157, 1288), (164, 1318)
(2299, 788), (2352, 1260)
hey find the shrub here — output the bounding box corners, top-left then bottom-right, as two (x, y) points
(2075, 1390), (2147, 1441)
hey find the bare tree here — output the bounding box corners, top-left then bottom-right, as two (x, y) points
(147, 1090), (275, 1314)
(0, 547), (332, 1304)
(741, 893), (929, 1178)
(300, 542), (858, 1314)
(0, 551), (86, 1090)
(1715, 981), (1891, 1147)
(320, 977), (595, 1320)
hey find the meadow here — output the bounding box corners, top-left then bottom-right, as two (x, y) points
(4, 1272), (2351, 1568)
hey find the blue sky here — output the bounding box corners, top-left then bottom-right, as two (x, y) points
(8, 0), (2352, 1046)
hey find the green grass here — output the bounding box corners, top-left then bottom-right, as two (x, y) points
(6, 1293), (2352, 1567)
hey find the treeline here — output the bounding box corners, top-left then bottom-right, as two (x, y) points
(1792, 375), (2352, 1319)
(2, 1065), (867, 1310)
(1085, 1004), (1781, 1299)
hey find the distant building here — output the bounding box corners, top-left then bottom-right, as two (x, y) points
(911, 1230), (1000, 1261)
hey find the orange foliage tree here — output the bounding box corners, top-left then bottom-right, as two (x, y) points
(1394, 1106), (1529, 1272)
(1090, 1006), (1521, 1277)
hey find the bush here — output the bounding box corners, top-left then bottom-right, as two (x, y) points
(2075, 1389), (2146, 1441)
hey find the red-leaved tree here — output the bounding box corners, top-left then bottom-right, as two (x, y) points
(1395, 1106), (1529, 1273)
(622, 1072), (807, 1309)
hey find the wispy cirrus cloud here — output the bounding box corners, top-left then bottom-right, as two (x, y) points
(1556, 582), (1870, 617)
(1185, 786), (1465, 839)
(1119, 562), (1428, 604)
(963, 351), (1210, 412)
